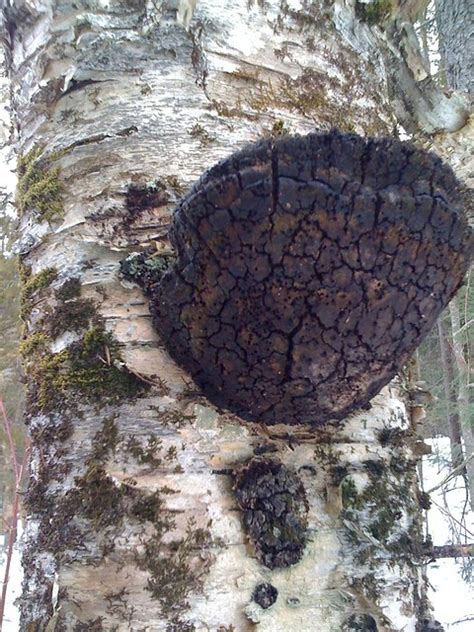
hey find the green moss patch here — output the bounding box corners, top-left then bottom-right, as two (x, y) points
(20, 267), (58, 318)
(21, 325), (146, 415)
(17, 147), (64, 222)
(49, 298), (96, 337)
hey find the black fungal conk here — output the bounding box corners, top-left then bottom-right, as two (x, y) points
(252, 582), (278, 609)
(233, 459), (308, 569)
(149, 131), (472, 425)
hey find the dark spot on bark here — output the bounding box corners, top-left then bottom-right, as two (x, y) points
(148, 131), (472, 425)
(417, 490), (432, 510)
(378, 427), (407, 447)
(343, 613), (378, 631)
(253, 442), (279, 456)
(363, 459), (385, 477)
(126, 181), (170, 216)
(233, 459), (308, 569)
(286, 596), (301, 607)
(330, 464), (349, 485)
(252, 582), (278, 609)
(416, 619), (445, 632)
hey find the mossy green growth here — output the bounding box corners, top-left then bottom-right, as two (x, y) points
(66, 326), (146, 398)
(355, 0), (393, 25)
(72, 463), (127, 529)
(124, 433), (165, 468)
(19, 332), (51, 356)
(91, 416), (120, 461)
(20, 267), (58, 318)
(271, 119), (289, 136)
(17, 147), (64, 222)
(51, 299), (96, 337)
(136, 516), (211, 613)
(341, 476), (361, 510)
(55, 277), (82, 301)
(22, 325), (146, 414)
(32, 277), (98, 337)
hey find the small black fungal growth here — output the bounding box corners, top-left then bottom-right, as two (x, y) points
(417, 490), (432, 510)
(233, 459), (308, 569)
(330, 464), (349, 485)
(126, 180), (170, 215)
(378, 427), (407, 447)
(286, 596), (301, 607)
(253, 583), (278, 609)
(342, 613), (378, 631)
(149, 131), (472, 426)
(363, 459), (385, 477)
(416, 620), (445, 632)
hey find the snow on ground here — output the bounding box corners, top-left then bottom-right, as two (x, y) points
(424, 437), (474, 630)
(0, 522), (23, 630)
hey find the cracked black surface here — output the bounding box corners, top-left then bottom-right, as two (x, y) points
(252, 582), (278, 609)
(151, 131), (473, 425)
(233, 459), (308, 569)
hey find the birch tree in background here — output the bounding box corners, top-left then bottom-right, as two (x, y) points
(0, 1), (472, 630)
(433, 0), (474, 509)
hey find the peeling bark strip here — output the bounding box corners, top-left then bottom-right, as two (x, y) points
(151, 131), (473, 425)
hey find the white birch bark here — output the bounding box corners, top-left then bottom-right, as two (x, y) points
(1, 1), (467, 630)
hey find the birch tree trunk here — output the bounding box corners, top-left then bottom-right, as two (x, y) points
(1, 1), (470, 630)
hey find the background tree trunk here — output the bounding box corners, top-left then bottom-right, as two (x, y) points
(434, 0), (473, 510)
(1, 1), (469, 630)
(435, 0), (473, 92)
(449, 297), (474, 509)
(437, 316), (464, 468)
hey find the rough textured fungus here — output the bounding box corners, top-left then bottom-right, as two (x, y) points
(252, 582), (278, 609)
(151, 131), (473, 425)
(233, 459), (308, 569)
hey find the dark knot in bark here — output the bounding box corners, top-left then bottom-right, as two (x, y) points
(343, 614), (378, 631)
(233, 459), (308, 569)
(252, 582), (278, 609)
(147, 131), (472, 425)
